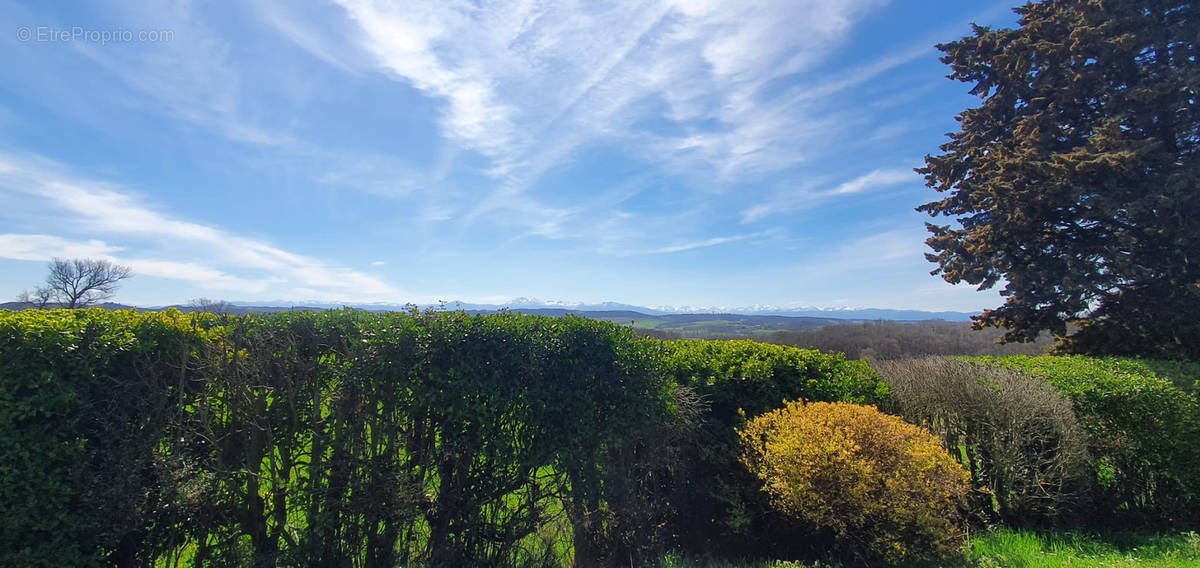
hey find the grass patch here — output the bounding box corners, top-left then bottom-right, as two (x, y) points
(654, 530), (1200, 568)
(966, 529), (1200, 567)
(628, 319), (667, 329)
(655, 553), (836, 567)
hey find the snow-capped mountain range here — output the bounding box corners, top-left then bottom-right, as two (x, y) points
(212, 297), (976, 322)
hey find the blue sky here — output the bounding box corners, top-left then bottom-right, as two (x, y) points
(0, 0), (1018, 311)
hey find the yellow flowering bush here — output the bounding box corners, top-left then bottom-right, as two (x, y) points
(739, 400), (969, 564)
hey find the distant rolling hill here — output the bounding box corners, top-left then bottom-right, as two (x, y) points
(488, 308), (851, 336)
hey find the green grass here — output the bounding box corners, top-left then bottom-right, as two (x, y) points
(655, 553), (836, 567)
(965, 529), (1200, 567)
(654, 530), (1200, 568)
(627, 319), (667, 329)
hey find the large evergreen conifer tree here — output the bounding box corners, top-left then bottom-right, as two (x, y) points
(919, 0), (1199, 358)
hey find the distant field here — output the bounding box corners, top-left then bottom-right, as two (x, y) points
(526, 310), (849, 337)
(635, 317), (1054, 360)
(499, 309), (1053, 360)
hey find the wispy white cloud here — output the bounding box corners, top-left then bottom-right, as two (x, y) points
(642, 233), (760, 255)
(56, 1), (439, 212)
(0, 1), (1019, 312)
(677, 225), (1002, 312)
(827, 168), (917, 196)
(308, 149), (429, 199)
(251, 0), (364, 74)
(817, 228), (928, 272)
(0, 234), (274, 294)
(741, 168), (918, 222)
(643, 39), (931, 181)
(40, 0), (926, 252)
(70, 1), (292, 147)
(0, 152), (407, 301)
(868, 121), (916, 143)
(0, 234), (123, 261)
(760, 228), (928, 281)
(123, 258), (276, 293)
(331, 0), (523, 162)
(261, 0), (903, 225)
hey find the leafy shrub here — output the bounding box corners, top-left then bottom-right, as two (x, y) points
(660, 340), (889, 558)
(0, 308), (217, 567)
(874, 358), (1088, 525)
(739, 401), (969, 564)
(0, 308), (680, 567)
(1072, 358), (1200, 397)
(977, 355), (1200, 524)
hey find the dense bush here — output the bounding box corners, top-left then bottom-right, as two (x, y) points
(739, 401), (970, 564)
(0, 309), (217, 567)
(660, 340), (889, 559)
(874, 358), (1088, 526)
(978, 355), (1200, 524)
(1058, 358), (1200, 398)
(0, 308), (681, 567)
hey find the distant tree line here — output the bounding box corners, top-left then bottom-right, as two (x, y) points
(766, 320), (1052, 360)
(642, 320), (1052, 360)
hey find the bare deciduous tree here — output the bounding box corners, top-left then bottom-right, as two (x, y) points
(189, 297), (233, 314)
(16, 286), (54, 309)
(41, 257), (133, 308)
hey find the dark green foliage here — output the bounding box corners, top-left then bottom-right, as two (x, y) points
(0, 309), (680, 567)
(918, 0), (1200, 358)
(17, 307), (1195, 566)
(0, 309), (215, 567)
(660, 340), (890, 560)
(978, 355), (1200, 524)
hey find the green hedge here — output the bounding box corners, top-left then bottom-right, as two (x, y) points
(976, 355), (1200, 525)
(0, 309), (682, 567)
(661, 340), (889, 559)
(3, 309), (969, 566)
(0, 309), (217, 567)
(14, 309), (1196, 566)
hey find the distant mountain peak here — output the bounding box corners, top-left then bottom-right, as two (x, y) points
(3, 296), (977, 323)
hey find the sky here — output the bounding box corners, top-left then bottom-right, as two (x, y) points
(0, 0), (1019, 312)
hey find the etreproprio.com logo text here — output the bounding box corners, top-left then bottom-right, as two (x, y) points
(16, 26), (174, 45)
